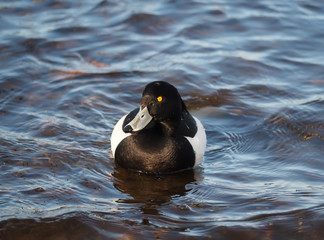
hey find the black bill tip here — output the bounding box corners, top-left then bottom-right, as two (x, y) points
(123, 124), (133, 133)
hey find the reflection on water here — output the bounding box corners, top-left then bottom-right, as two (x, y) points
(112, 167), (198, 206)
(1, 0), (324, 239)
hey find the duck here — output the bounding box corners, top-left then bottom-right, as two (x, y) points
(110, 81), (206, 174)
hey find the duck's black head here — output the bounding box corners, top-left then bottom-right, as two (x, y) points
(142, 81), (183, 123)
(124, 81), (186, 135)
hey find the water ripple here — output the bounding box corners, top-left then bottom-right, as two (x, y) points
(1, 0), (324, 239)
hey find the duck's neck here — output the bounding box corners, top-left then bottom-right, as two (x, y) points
(159, 118), (181, 136)
(155, 101), (187, 136)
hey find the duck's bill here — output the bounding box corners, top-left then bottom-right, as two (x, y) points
(123, 106), (153, 132)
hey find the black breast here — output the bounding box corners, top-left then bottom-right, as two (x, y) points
(115, 130), (195, 174)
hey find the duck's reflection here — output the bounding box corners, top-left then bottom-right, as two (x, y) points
(112, 166), (202, 208)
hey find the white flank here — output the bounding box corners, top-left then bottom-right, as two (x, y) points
(185, 116), (207, 167)
(110, 114), (131, 158)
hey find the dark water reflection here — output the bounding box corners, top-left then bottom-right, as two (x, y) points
(1, 0), (324, 239)
(112, 167), (197, 205)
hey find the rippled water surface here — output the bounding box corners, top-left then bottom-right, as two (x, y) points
(1, 0), (324, 239)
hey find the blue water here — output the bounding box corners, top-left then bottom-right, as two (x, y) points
(1, 1), (324, 239)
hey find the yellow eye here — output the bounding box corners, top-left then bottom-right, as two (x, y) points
(157, 96), (163, 102)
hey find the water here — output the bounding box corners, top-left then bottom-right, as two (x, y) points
(1, 0), (324, 239)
